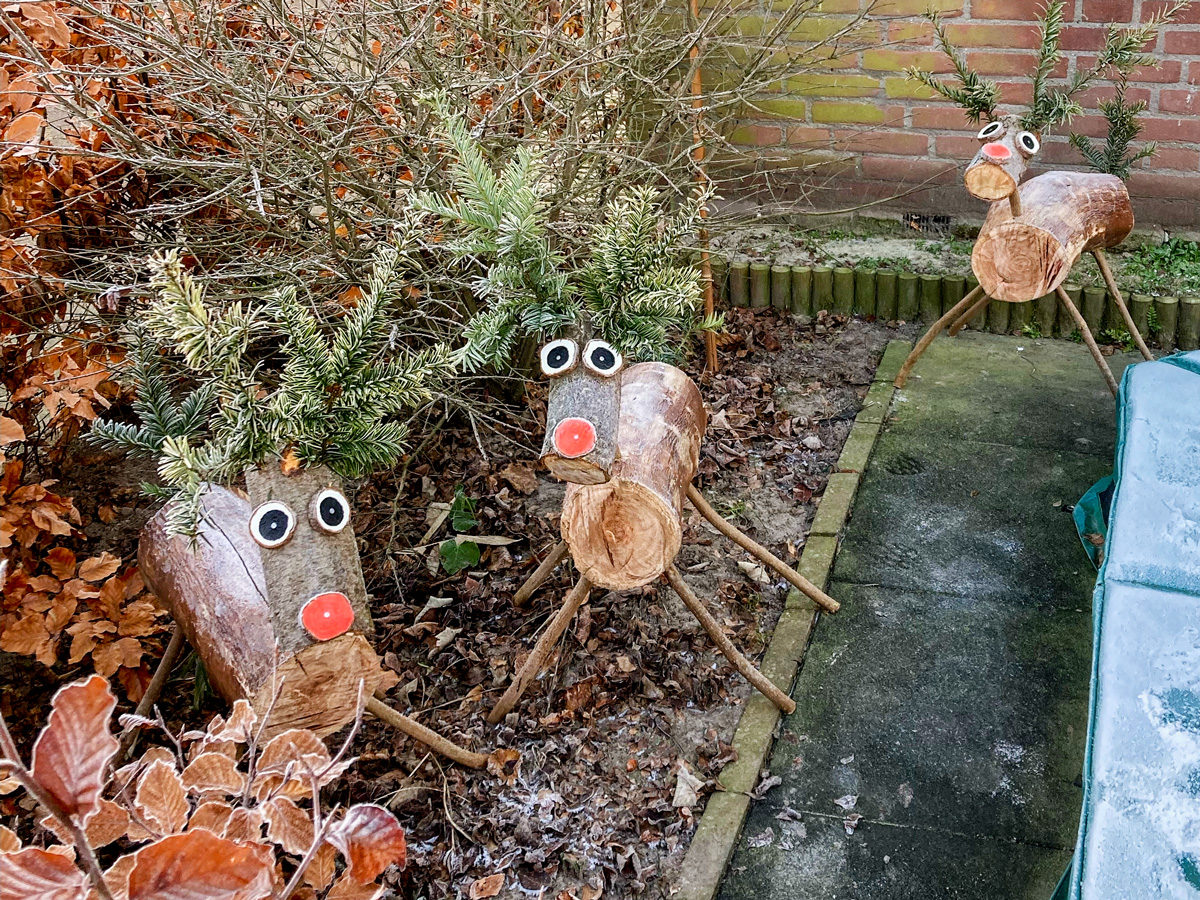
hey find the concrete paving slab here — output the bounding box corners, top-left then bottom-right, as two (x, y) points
(890, 333), (1139, 458)
(757, 582), (1089, 848)
(721, 333), (1124, 900)
(833, 437), (1109, 605)
(721, 813), (1070, 900)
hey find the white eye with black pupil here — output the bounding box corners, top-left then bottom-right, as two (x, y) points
(1017, 131), (1040, 155)
(977, 121), (1004, 140)
(311, 488), (350, 533)
(583, 339), (622, 376)
(540, 339), (578, 377)
(249, 501), (295, 549)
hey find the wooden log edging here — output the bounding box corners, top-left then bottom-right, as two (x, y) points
(706, 254), (1181, 348)
(672, 339), (912, 900)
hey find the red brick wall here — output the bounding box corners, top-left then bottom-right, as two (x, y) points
(724, 0), (1200, 228)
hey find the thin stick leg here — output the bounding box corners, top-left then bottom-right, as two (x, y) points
(1093, 249), (1154, 361)
(488, 575), (592, 724)
(512, 540), (569, 607)
(894, 285), (985, 388)
(686, 485), (839, 614)
(1058, 286), (1118, 397)
(948, 293), (992, 336)
(365, 696), (489, 768)
(664, 566), (796, 714)
(116, 625), (186, 763)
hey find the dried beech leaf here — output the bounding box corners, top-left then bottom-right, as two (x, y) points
(127, 832), (273, 900)
(256, 730), (329, 774)
(325, 875), (384, 900)
(188, 800), (235, 836)
(182, 753), (245, 797)
(0, 823), (21, 852)
(302, 843), (337, 893)
(113, 746), (175, 797)
(85, 798), (131, 848)
(208, 701), (257, 745)
(134, 759), (188, 835)
(469, 873), (505, 899)
(486, 748), (521, 785)
(326, 804), (407, 884)
(221, 807), (263, 843)
(262, 797), (314, 856)
(30, 674), (117, 823)
(103, 854), (137, 900)
(0, 846), (87, 900)
(77, 553), (121, 583)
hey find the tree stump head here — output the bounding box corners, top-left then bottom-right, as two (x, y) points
(244, 461), (374, 659)
(964, 116), (1041, 202)
(538, 337), (624, 484)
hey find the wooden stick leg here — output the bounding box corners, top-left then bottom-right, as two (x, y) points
(1058, 286), (1119, 397)
(948, 293), (991, 336)
(364, 696), (489, 769)
(512, 540), (569, 607)
(117, 625), (186, 763)
(664, 566), (796, 714)
(1093, 250), (1154, 361)
(686, 485), (839, 613)
(488, 575), (592, 724)
(894, 285), (985, 388)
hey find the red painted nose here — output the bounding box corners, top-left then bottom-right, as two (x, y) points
(301, 592), (354, 641)
(982, 142), (1011, 160)
(553, 418), (597, 458)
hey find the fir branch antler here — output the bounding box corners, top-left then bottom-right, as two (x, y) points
(1024, 0), (1192, 132)
(904, 13), (999, 124)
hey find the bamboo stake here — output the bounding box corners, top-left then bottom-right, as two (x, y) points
(1092, 249), (1153, 360)
(894, 284), (986, 388)
(512, 540), (569, 607)
(364, 696), (488, 769)
(686, 484), (839, 614)
(664, 566), (795, 714)
(488, 575), (592, 723)
(1057, 286), (1118, 397)
(688, 0), (718, 373)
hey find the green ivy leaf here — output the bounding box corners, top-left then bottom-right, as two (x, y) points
(439, 538), (480, 575)
(450, 485), (478, 532)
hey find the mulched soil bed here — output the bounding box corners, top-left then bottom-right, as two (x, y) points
(0, 309), (907, 899)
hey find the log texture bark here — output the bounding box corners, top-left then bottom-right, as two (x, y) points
(561, 363), (706, 590)
(971, 172), (1133, 303)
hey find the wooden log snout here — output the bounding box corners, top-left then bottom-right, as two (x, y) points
(971, 172), (1133, 303)
(139, 481), (386, 738)
(561, 362), (706, 590)
(539, 337), (628, 485)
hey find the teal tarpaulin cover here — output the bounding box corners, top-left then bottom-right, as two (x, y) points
(1066, 351), (1200, 898)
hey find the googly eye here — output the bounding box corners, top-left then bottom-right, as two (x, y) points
(583, 339), (622, 377)
(540, 339), (578, 377)
(311, 488), (350, 534)
(249, 501), (295, 549)
(1017, 131), (1040, 155)
(977, 121), (1005, 141)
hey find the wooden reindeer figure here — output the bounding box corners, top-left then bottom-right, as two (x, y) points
(894, 4), (1171, 395)
(137, 458), (490, 767)
(488, 337), (841, 724)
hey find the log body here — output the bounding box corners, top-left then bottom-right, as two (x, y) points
(561, 363), (706, 590)
(139, 487), (273, 703)
(139, 484), (384, 738)
(972, 172), (1133, 303)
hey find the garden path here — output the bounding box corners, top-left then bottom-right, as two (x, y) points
(720, 331), (1139, 899)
